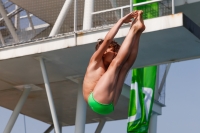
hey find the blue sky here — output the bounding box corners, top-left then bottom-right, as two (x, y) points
(1, 58), (200, 133)
(157, 58), (200, 133)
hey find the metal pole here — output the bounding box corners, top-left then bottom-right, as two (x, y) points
(74, 0), (77, 45)
(75, 83), (87, 133)
(74, 0), (77, 32)
(3, 88), (31, 133)
(158, 63), (171, 97)
(154, 65), (160, 100)
(149, 113), (158, 133)
(130, 0), (133, 12)
(0, 1), (19, 43)
(120, 8), (123, 18)
(44, 124), (54, 133)
(39, 58), (60, 133)
(83, 0), (94, 30)
(49, 0), (73, 36)
(95, 118), (106, 133)
(23, 115), (27, 133)
(0, 31), (5, 46)
(14, 5), (20, 29)
(172, 0), (175, 14)
(26, 11), (36, 36)
(54, 124), (62, 133)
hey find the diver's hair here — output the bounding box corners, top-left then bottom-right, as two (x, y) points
(95, 39), (120, 52)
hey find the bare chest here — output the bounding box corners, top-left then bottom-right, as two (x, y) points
(83, 61), (106, 101)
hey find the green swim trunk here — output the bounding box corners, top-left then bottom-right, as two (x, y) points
(88, 93), (114, 115)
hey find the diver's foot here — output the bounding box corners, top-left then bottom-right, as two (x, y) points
(131, 10), (145, 33)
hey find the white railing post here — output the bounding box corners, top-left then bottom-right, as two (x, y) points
(121, 8), (123, 18)
(130, 0), (133, 12)
(172, 0), (175, 14)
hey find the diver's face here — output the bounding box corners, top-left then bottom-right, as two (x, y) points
(103, 47), (117, 66)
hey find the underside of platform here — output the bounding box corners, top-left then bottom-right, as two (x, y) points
(0, 13), (200, 125)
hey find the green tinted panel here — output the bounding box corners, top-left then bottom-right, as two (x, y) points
(133, 0), (159, 19)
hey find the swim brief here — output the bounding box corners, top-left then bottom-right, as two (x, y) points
(88, 93), (114, 115)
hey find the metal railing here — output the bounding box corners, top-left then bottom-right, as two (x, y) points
(92, 0), (173, 28)
(0, 0), (174, 48)
(92, 0), (163, 18)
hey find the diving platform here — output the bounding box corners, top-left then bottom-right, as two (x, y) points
(0, 13), (200, 126)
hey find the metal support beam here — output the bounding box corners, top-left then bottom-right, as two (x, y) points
(3, 87), (31, 133)
(83, 0), (94, 30)
(0, 31), (5, 46)
(0, 1), (19, 43)
(49, 0), (73, 36)
(39, 58), (60, 133)
(26, 11), (36, 36)
(44, 124), (54, 133)
(14, 5), (20, 29)
(74, 0), (77, 32)
(158, 64), (171, 98)
(95, 118), (106, 133)
(54, 124), (62, 133)
(75, 81), (87, 133)
(149, 113), (158, 133)
(154, 65), (160, 100)
(74, 0), (77, 45)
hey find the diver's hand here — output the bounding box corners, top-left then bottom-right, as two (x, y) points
(122, 11), (138, 23)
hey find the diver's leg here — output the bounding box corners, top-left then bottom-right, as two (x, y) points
(112, 11), (145, 105)
(93, 11), (145, 104)
(112, 32), (142, 105)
